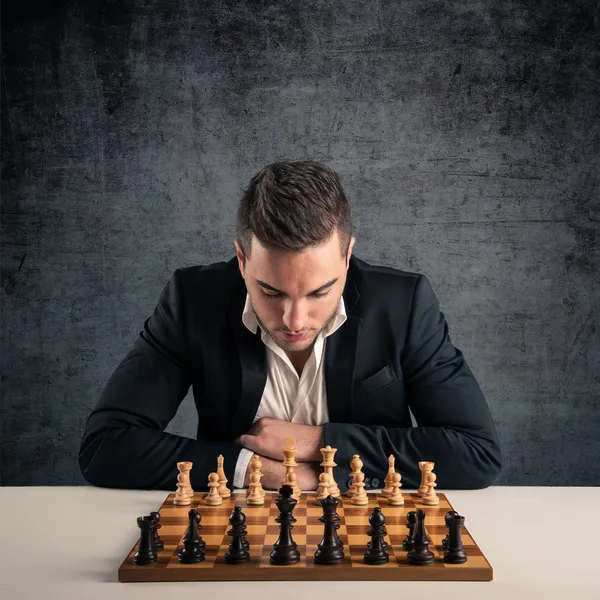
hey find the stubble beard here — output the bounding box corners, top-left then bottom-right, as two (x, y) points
(253, 296), (342, 353)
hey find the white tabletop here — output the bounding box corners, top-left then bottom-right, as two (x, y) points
(1, 486), (598, 599)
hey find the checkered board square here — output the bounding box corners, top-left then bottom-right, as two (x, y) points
(118, 491), (492, 582)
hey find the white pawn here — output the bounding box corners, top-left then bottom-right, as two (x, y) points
(421, 470), (439, 505)
(246, 454), (264, 497)
(316, 472), (331, 504)
(204, 472), (223, 506)
(350, 471), (368, 506)
(246, 471), (265, 506)
(387, 471), (404, 506)
(285, 471), (300, 500)
(173, 469), (191, 506)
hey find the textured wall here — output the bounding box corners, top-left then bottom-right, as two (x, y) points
(2, 0), (599, 486)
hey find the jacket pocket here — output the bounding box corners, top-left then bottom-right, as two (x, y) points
(358, 365), (397, 395)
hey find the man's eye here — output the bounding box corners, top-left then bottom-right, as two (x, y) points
(259, 290), (331, 299)
(261, 290), (283, 299)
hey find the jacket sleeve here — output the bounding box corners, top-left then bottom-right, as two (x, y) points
(78, 269), (242, 491)
(325, 274), (502, 490)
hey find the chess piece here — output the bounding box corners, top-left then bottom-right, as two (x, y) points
(364, 507), (389, 564)
(381, 454), (396, 497)
(246, 454), (265, 500)
(133, 515), (158, 565)
(285, 471), (300, 500)
(247, 471), (265, 506)
(178, 509), (205, 564)
(216, 454), (231, 498)
(444, 513), (468, 564)
(347, 454), (363, 497)
(442, 511), (459, 550)
(204, 472), (223, 505)
(316, 472), (331, 504)
(417, 461), (434, 497)
(191, 510), (207, 553)
(402, 510), (417, 551)
(270, 484), (301, 565)
(314, 495), (345, 565)
(407, 509), (435, 566)
(421, 469), (439, 505)
(225, 506), (250, 564)
(149, 511), (164, 551)
(387, 471), (404, 506)
(281, 438), (301, 498)
(350, 471), (368, 506)
(174, 461), (193, 505)
(319, 445), (341, 497)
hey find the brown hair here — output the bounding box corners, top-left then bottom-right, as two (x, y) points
(236, 160), (352, 260)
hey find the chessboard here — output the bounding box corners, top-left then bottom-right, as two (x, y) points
(118, 490), (493, 582)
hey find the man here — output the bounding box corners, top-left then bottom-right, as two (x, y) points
(79, 160), (502, 492)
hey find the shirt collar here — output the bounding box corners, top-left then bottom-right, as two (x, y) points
(242, 293), (347, 339)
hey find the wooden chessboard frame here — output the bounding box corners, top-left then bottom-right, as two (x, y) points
(118, 491), (493, 582)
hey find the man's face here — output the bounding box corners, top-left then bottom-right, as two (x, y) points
(235, 229), (355, 354)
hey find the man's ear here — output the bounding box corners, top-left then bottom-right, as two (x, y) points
(233, 238), (246, 277)
(346, 236), (356, 269)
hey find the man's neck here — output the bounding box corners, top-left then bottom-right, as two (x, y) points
(286, 346), (313, 377)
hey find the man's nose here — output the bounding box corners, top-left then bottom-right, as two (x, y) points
(282, 301), (307, 332)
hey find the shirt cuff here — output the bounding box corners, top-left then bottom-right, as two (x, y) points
(233, 448), (255, 488)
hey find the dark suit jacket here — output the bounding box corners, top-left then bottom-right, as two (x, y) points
(79, 255), (502, 491)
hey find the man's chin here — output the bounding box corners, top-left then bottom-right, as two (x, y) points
(275, 333), (316, 352)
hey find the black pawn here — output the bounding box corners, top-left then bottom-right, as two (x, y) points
(133, 515), (158, 565)
(149, 511), (164, 551)
(270, 484), (301, 565)
(402, 510), (417, 551)
(407, 509), (435, 566)
(314, 495), (345, 565)
(442, 510), (458, 551)
(192, 510), (207, 552)
(364, 507), (389, 565)
(225, 506), (250, 564)
(178, 509), (205, 564)
(444, 513), (467, 564)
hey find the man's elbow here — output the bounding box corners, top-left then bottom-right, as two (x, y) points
(78, 427), (124, 488)
(466, 437), (503, 489)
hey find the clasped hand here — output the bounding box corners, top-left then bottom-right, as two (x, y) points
(233, 417), (324, 490)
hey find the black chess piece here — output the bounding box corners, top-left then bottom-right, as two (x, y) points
(444, 513), (468, 564)
(133, 515), (158, 565)
(364, 476), (372, 489)
(149, 511), (164, 551)
(225, 506), (250, 564)
(364, 507), (389, 565)
(371, 477), (381, 489)
(314, 495), (345, 565)
(270, 484), (301, 565)
(178, 509), (205, 564)
(407, 509), (435, 566)
(192, 510), (207, 553)
(366, 509), (388, 552)
(401, 510), (417, 551)
(442, 510), (458, 551)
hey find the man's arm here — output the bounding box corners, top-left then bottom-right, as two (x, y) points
(78, 269), (242, 491)
(325, 274), (503, 490)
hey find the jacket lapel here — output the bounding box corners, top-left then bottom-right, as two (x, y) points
(324, 261), (362, 423)
(226, 261), (268, 438)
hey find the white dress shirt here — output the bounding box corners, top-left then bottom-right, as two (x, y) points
(233, 293), (347, 487)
